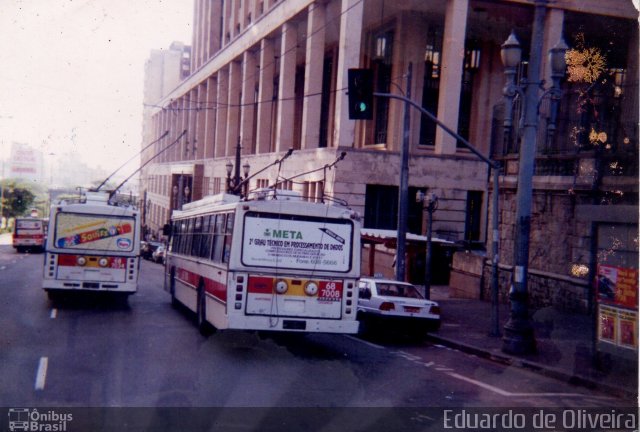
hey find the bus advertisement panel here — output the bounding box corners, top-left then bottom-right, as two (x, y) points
(241, 212), (353, 272)
(53, 213), (136, 252)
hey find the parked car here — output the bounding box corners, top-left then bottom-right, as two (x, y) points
(141, 241), (163, 260)
(152, 245), (166, 264)
(356, 277), (441, 337)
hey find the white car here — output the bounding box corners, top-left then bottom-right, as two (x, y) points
(357, 278), (441, 337)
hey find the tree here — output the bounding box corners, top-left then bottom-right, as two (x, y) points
(0, 180), (37, 218)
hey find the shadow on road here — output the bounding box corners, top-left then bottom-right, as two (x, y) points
(47, 291), (132, 311)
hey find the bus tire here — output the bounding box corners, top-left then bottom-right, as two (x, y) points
(197, 284), (214, 336)
(169, 267), (179, 308)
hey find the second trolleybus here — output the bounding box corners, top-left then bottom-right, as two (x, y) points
(164, 191), (362, 335)
(42, 191), (141, 299)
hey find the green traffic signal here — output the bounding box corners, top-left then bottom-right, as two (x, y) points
(348, 69), (373, 120)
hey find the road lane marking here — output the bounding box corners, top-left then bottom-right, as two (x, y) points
(35, 357), (49, 390)
(446, 372), (592, 398)
(50, 309), (57, 319)
(345, 335), (384, 349)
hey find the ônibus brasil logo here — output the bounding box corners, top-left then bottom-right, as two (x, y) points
(7, 408), (73, 431)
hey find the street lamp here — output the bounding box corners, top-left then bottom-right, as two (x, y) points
(226, 139), (250, 197)
(500, 1), (567, 355)
(416, 190), (438, 299)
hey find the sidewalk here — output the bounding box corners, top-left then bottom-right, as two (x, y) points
(427, 286), (638, 401)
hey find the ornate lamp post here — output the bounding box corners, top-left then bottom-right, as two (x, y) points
(226, 139), (250, 197)
(500, 1), (567, 354)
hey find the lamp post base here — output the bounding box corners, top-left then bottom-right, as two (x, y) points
(502, 319), (537, 355)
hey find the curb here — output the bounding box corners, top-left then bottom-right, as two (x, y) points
(425, 333), (637, 401)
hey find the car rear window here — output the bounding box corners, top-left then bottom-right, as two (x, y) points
(377, 283), (424, 299)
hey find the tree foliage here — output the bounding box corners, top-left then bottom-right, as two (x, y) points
(0, 180), (37, 218)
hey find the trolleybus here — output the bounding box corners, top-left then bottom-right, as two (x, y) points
(164, 191), (361, 335)
(42, 191), (141, 299)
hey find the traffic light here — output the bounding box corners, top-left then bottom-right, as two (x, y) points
(348, 68), (373, 120)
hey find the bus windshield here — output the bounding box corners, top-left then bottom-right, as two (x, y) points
(53, 213), (136, 252)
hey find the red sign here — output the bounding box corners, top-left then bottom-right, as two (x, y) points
(597, 265), (638, 310)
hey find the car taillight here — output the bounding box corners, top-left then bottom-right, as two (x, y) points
(431, 305), (441, 315)
(379, 302), (395, 311)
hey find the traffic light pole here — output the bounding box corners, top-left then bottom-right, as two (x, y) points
(395, 63), (412, 282)
(372, 91), (502, 337)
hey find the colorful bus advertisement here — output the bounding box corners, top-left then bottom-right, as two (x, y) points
(54, 213), (136, 252)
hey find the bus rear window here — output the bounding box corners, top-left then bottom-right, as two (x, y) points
(54, 213), (136, 252)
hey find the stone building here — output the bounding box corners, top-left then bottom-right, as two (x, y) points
(140, 0), (638, 312)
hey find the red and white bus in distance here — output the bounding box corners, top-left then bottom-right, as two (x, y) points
(164, 191), (362, 335)
(42, 191), (141, 299)
(13, 217), (47, 252)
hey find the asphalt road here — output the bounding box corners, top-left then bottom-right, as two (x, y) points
(0, 237), (630, 429)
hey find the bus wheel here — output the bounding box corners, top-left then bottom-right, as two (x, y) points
(197, 285), (214, 336)
(169, 268), (179, 308)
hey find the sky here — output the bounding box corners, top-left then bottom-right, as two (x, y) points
(0, 0), (193, 179)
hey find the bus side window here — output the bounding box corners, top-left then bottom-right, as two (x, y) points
(222, 211), (234, 263)
(184, 218), (194, 256)
(200, 215), (213, 259)
(212, 214), (225, 263)
(191, 216), (203, 257)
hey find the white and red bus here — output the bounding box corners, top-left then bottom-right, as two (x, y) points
(164, 191), (361, 335)
(13, 217), (47, 252)
(42, 191), (141, 299)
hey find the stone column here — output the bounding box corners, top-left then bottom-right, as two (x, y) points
(204, 76), (217, 159)
(241, 50), (257, 154)
(256, 38), (275, 154)
(275, 22), (298, 152)
(209, 0), (222, 55)
(301, 2), (326, 150)
(196, 83), (207, 159)
(215, 67), (229, 158)
(542, 7), (564, 84)
(334, 0), (364, 147)
(434, 0), (468, 155)
(226, 59), (243, 157)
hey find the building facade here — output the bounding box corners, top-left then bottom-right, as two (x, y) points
(140, 0), (638, 312)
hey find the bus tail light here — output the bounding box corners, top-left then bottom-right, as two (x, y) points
(275, 279), (288, 294)
(98, 257), (109, 267)
(76, 256), (87, 266)
(379, 302), (395, 311)
(304, 281), (319, 296)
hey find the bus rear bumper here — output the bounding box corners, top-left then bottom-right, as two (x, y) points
(227, 315), (360, 334)
(42, 280), (137, 293)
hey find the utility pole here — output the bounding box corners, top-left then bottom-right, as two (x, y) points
(395, 62), (412, 282)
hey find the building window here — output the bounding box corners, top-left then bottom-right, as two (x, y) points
(370, 30), (394, 145)
(364, 184), (422, 234)
(419, 31), (442, 146)
(464, 190), (483, 242)
(457, 43), (481, 147)
(319, 55), (334, 148)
